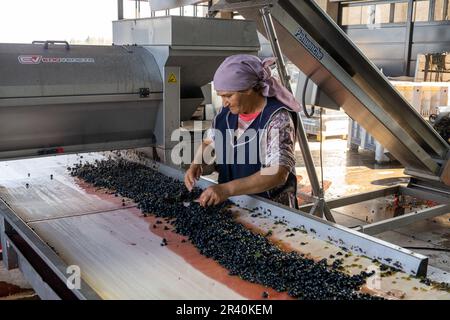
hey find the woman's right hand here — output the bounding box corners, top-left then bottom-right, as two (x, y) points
(185, 164), (202, 191)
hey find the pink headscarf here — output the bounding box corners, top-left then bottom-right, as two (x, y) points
(213, 54), (300, 112)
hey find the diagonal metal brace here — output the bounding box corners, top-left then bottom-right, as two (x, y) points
(259, 5), (335, 222)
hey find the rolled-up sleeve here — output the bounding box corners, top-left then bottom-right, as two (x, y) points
(263, 110), (296, 172)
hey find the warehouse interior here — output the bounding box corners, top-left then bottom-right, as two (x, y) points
(0, 0), (449, 300)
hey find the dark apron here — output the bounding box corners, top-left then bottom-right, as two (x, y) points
(213, 97), (298, 208)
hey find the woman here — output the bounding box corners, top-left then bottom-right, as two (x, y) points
(184, 54), (300, 208)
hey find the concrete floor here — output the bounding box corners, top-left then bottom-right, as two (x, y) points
(295, 139), (450, 280)
(0, 264), (36, 300)
(0, 137), (448, 299)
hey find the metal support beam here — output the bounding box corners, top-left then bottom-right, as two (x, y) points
(400, 185), (450, 204)
(389, 2), (395, 24)
(0, 217), (18, 270)
(5, 233), (65, 300)
(445, 0), (449, 20)
(404, 0), (414, 76)
(260, 6), (291, 91)
(153, 66), (181, 165)
(300, 186), (400, 212)
(355, 204), (450, 236)
(301, 182), (450, 237)
(118, 0), (124, 20)
(430, 0), (436, 22)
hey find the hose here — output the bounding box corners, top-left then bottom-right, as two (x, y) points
(302, 76), (315, 118)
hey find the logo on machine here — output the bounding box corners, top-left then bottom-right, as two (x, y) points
(18, 55), (42, 64)
(18, 55), (95, 64)
(294, 28), (324, 61)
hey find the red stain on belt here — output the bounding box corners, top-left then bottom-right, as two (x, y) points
(143, 214), (294, 300)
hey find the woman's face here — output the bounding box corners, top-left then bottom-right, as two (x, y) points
(217, 89), (255, 114)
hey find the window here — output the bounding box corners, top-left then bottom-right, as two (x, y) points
(413, 0), (430, 21)
(169, 7), (181, 16)
(183, 5), (195, 17)
(150, 2), (209, 18)
(393, 2), (408, 22)
(340, 0), (450, 25)
(375, 3), (391, 23)
(154, 10), (166, 17)
(361, 5), (372, 24)
(341, 6), (357, 25)
(139, 3), (151, 17)
(195, 3), (209, 17)
(434, 0), (450, 20)
(340, 1), (409, 26)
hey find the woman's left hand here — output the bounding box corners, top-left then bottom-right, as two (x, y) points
(198, 184), (231, 207)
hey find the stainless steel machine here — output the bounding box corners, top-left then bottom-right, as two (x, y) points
(0, 16), (259, 163)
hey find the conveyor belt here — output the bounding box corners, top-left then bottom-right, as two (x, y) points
(0, 155), (245, 299)
(0, 154), (449, 299)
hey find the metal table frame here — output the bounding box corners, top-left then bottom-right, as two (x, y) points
(299, 184), (450, 236)
(0, 201), (100, 300)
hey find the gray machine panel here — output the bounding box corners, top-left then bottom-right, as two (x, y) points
(0, 16), (261, 159)
(113, 16), (260, 121)
(113, 16), (260, 48)
(0, 43), (164, 159)
(0, 44), (163, 98)
(0, 98), (162, 158)
(113, 16), (259, 94)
